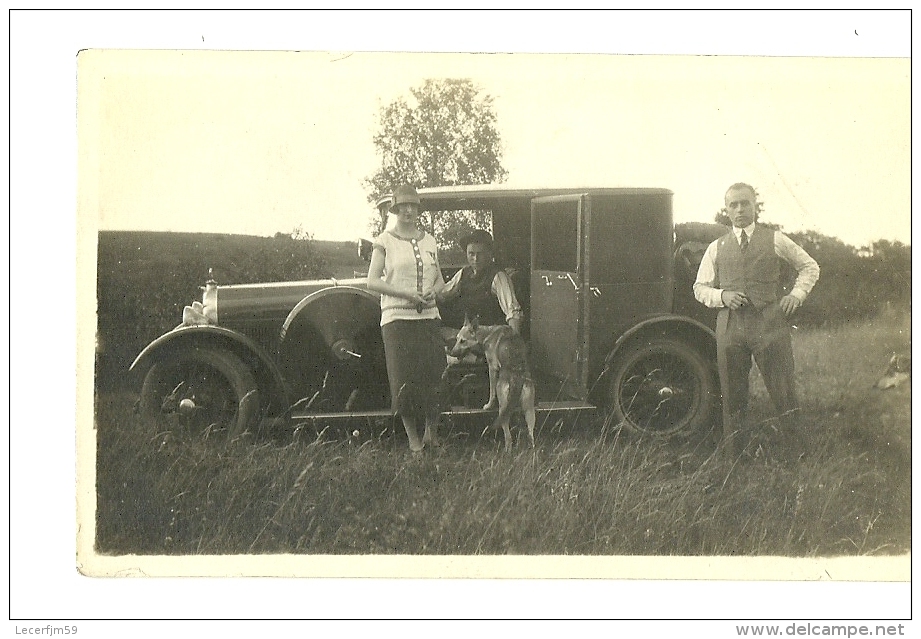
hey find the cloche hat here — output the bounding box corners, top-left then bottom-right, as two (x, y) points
(391, 185), (421, 208)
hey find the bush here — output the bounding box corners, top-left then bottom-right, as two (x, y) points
(787, 232), (910, 327)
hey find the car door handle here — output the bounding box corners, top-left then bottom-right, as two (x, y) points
(558, 273), (579, 290)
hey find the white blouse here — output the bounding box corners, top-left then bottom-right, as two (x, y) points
(373, 230), (442, 326)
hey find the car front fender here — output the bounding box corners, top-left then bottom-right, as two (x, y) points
(606, 315), (717, 366)
(279, 286), (382, 361)
(129, 324), (291, 409)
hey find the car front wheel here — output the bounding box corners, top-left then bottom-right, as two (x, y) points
(607, 338), (717, 438)
(139, 347), (260, 440)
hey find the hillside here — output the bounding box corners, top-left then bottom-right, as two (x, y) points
(98, 230), (368, 282)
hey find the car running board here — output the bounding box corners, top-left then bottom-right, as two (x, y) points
(290, 400), (597, 422)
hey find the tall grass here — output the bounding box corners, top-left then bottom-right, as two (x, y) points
(95, 313), (909, 557)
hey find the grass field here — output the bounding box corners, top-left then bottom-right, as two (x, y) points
(93, 310), (910, 558)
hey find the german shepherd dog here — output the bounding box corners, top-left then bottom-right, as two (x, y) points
(449, 316), (536, 450)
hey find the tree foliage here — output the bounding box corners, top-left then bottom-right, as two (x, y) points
(364, 78), (508, 246)
(786, 231), (910, 326)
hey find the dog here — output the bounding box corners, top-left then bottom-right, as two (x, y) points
(875, 353), (911, 390)
(448, 315), (536, 450)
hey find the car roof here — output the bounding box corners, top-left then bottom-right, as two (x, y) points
(416, 184), (673, 210)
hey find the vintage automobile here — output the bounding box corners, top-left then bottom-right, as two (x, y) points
(131, 185), (727, 442)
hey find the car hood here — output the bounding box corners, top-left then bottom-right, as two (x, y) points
(214, 277), (376, 323)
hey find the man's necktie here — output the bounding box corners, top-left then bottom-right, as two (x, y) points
(740, 230), (749, 251)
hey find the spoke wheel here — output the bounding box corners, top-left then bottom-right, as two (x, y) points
(608, 339), (717, 437)
(139, 348), (260, 440)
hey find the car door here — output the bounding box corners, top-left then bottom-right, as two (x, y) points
(529, 194), (591, 401)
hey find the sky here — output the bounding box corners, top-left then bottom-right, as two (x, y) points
(78, 19), (909, 249)
(9, 9), (914, 624)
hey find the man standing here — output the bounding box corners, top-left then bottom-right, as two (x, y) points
(694, 183), (820, 457)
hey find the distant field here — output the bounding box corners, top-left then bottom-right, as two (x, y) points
(93, 311), (910, 559)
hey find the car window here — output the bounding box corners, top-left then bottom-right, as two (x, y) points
(533, 200), (579, 272)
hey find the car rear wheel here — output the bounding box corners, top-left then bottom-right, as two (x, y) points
(607, 339), (717, 438)
(139, 348), (260, 440)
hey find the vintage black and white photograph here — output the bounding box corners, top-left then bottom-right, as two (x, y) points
(21, 11), (905, 618)
(77, 43), (910, 575)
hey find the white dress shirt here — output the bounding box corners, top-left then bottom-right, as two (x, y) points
(693, 224), (820, 309)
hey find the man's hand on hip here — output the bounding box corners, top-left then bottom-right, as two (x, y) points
(779, 294), (802, 317)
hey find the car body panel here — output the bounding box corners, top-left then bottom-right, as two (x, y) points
(134, 185), (725, 428)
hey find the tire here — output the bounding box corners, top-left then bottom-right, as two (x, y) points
(607, 339), (717, 438)
(139, 348), (260, 440)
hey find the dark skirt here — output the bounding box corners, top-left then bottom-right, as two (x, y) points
(382, 319), (447, 417)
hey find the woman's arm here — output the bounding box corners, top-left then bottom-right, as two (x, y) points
(429, 248), (447, 298)
(436, 268), (462, 302)
(366, 246), (426, 303)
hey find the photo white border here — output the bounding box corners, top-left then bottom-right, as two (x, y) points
(9, 8), (914, 623)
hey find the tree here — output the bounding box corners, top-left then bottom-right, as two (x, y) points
(364, 78), (508, 247)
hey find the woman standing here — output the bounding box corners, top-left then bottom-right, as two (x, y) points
(366, 185), (446, 453)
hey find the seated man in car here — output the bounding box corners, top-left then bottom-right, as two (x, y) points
(437, 229), (524, 349)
